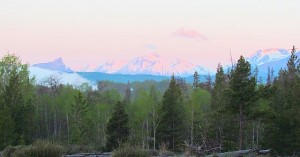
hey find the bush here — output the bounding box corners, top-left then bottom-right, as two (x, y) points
(3, 140), (65, 157)
(112, 143), (149, 157)
(2, 145), (25, 157)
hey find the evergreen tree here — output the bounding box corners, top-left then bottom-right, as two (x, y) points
(211, 64), (227, 150)
(106, 101), (129, 151)
(157, 75), (186, 150)
(70, 91), (89, 145)
(226, 56), (256, 149)
(123, 81), (131, 105)
(262, 46), (300, 155)
(193, 71), (200, 90)
(204, 73), (213, 93)
(287, 46), (298, 80)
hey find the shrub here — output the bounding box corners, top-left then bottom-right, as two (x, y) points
(2, 145), (25, 157)
(6, 140), (65, 157)
(112, 143), (149, 157)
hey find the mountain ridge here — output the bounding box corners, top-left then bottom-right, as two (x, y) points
(96, 53), (210, 76)
(30, 48), (300, 83)
(32, 57), (73, 73)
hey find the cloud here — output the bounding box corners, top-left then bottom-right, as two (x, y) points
(173, 28), (208, 41)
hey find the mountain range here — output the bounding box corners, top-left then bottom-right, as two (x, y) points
(31, 48), (300, 85)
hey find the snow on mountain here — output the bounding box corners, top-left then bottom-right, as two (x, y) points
(29, 67), (90, 86)
(246, 48), (291, 66)
(32, 57), (73, 73)
(70, 65), (98, 72)
(96, 53), (210, 76)
(95, 60), (128, 73)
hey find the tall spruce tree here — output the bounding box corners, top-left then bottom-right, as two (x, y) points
(226, 56), (256, 149)
(190, 71), (200, 145)
(70, 91), (89, 145)
(193, 71), (200, 90)
(106, 101), (129, 151)
(263, 46), (300, 155)
(211, 64), (227, 150)
(157, 75), (186, 150)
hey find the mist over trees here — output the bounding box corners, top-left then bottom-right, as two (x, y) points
(0, 46), (299, 155)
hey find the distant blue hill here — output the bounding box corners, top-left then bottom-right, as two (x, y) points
(77, 72), (213, 84)
(77, 72), (169, 83)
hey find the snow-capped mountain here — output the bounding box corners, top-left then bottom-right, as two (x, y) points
(29, 67), (90, 86)
(70, 65), (98, 72)
(95, 60), (128, 73)
(32, 57), (73, 73)
(244, 48), (300, 83)
(246, 48), (291, 66)
(96, 53), (210, 76)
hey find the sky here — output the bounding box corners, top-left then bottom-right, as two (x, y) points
(0, 0), (299, 70)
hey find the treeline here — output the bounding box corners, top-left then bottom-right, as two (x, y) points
(0, 46), (299, 156)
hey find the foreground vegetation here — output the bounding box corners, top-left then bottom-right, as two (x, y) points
(0, 46), (299, 156)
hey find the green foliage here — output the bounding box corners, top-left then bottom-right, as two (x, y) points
(9, 140), (65, 157)
(112, 143), (149, 157)
(2, 141), (64, 157)
(225, 56), (257, 149)
(123, 82), (132, 105)
(0, 107), (15, 150)
(157, 76), (186, 151)
(106, 101), (129, 151)
(261, 46), (300, 155)
(0, 54), (35, 149)
(1, 48), (300, 155)
(211, 64), (230, 150)
(2, 145), (25, 157)
(70, 91), (89, 145)
(186, 87), (212, 146)
(227, 56), (257, 114)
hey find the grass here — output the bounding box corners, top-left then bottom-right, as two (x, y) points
(2, 140), (65, 157)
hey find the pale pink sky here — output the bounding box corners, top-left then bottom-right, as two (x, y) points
(0, 0), (299, 70)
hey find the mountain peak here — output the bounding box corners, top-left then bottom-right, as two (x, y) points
(247, 48), (290, 66)
(96, 53), (210, 76)
(54, 57), (64, 63)
(32, 57), (73, 73)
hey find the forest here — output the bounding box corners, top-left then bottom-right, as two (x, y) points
(0, 47), (299, 156)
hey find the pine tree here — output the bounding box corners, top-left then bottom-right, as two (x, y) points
(70, 91), (89, 145)
(193, 71), (200, 90)
(106, 101), (129, 151)
(263, 46), (300, 154)
(226, 56), (256, 149)
(157, 75), (186, 150)
(211, 64), (227, 149)
(123, 81), (131, 105)
(287, 46), (298, 80)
